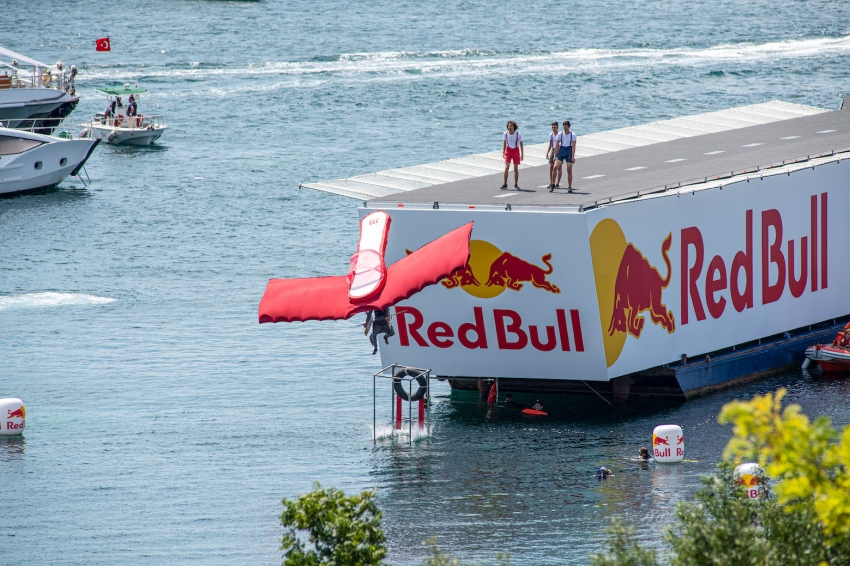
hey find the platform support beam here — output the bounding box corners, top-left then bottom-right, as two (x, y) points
(613, 375), (631, 402)
(477, 377), (489, 400)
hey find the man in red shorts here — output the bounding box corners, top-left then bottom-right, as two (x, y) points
(501, 120), (524, 190)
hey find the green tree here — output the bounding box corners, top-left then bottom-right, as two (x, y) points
(593, 388), (850, 565)
(589, 521), (659, 566)
(666, 465), (771, 565)
(280, 483), (386, 566)
(420, 538), (511, 566)
(719, 387), (850, 540)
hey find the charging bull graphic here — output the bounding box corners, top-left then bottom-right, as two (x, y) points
(436, 240), (560, 299)
(485, 252), (560, 294)
(442, 263), (480, 289)
(590, 219), (677, 367)
(7, 407), (25, 419)
(608, 233), (675, 338)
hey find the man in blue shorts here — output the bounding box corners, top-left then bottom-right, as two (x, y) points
(552, 120), (577, 192)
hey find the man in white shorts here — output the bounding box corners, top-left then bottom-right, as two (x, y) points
(546, 121), (559, 190)
(552, 120), (577, 192)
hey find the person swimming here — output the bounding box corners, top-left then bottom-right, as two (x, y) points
(639, 447), (651, 461)
(596, 466), (614, 480)
(504, 394), (524, 408)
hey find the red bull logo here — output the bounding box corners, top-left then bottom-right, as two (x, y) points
(5, 404), (25, 431)
(652, 434), (669, 446)
(7, 407), (25, 419)
(590, 219), (676, 367)
(440, 240), (560, 298)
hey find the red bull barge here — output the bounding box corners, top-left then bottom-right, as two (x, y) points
(302, 101), (850, 400)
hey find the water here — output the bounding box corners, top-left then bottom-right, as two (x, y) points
(2, 1), (850, 563)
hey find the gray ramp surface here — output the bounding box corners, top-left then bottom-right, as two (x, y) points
(370, 110), (850, 207)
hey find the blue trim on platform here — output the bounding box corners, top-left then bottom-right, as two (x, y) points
(673, 321), (846, 395)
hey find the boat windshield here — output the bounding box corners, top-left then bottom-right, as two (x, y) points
(0, 135), (44, 155)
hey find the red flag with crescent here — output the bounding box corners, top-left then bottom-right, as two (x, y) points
(96, 38), (111, 52)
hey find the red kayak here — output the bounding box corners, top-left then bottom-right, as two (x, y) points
(522, 408), (547, 416)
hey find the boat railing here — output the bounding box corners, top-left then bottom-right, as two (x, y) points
(87, 113), (166, 129)
(0, 116), (76, 136)
(0, 65), (76, 94)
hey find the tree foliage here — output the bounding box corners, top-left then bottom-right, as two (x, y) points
(594, 388), (850, 565)
(280, 483), (386, 566)
(719, 387), (850, 540)
(589, 521), (659, 566)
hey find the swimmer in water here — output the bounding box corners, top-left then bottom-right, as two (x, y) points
(504, 394), (524, 408)
(532, 400), (543, 411)
(639, 447), (651, 461)
(596, 466), (614, 480)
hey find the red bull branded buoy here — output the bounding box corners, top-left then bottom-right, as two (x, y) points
(0, 398), (25, 435)
(651, 424), (683, 463)
(734, 463), (767, 499)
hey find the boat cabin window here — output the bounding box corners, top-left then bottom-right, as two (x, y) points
(0, 135), (44, 155)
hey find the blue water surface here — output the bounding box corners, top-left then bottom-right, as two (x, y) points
(2, 0), (850, 563)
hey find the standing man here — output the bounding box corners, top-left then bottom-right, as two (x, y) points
(553, 120), (577, 192)
(501, 121), (524, 190)
(546, 121), (559, 190)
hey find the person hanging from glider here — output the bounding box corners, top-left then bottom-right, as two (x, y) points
(363, 308), (395, 354)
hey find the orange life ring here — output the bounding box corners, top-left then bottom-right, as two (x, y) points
(135, 115), (143, 127)
(113, 115), (124, 127)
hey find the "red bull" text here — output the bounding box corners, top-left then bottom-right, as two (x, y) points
(395, 306), (585, 352)
(681, 194), (828, 324)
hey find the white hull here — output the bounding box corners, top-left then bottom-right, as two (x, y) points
(0, 128), (98, 195)
(0, 88), (79, 132)
(86, 123), (166, 146)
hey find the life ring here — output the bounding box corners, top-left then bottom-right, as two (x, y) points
(113, 115), (124, 127)
(135, 115), (143, 127)
(392, 368), (428, 402)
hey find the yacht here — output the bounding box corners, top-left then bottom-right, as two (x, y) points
(0, 127), (98, 195)
(0, 47), (79, 134)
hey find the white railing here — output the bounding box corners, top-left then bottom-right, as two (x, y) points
(86, 113), (166, 130)
(0, 65), (75, 94)
(0, 116), (74, 136)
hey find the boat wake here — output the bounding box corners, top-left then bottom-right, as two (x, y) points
(0, 292), (116, 311)
(79, 35), (850, 84)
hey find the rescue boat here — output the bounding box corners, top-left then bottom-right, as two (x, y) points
(805, 343), (850, 372)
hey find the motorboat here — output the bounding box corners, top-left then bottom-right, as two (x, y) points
(80, 83), (166, 146)
(0, 47), (79, 135)
(0, 127), (98, 196)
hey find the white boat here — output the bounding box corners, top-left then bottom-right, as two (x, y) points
(0, 47), (79, 134)
(80, 83), (166, 146)
(0, 127), (98, 196)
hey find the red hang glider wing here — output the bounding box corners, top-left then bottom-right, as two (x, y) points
(258, 222), (473, 323)
(350, 221), (473, 315)
(258, 276), (351, 323)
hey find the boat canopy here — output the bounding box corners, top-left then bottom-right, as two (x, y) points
(96, 82), (148, 95)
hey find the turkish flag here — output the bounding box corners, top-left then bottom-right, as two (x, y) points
(96, 37), (110, 52)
